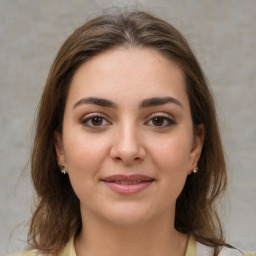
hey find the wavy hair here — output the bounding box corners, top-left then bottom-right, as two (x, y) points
(28, 10), (227, 255)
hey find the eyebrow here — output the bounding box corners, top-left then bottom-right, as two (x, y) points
(73, 96), (183, 109)
(73, 97), (117, 109)
(140, 97), (183, 109)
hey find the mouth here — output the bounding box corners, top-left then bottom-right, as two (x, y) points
(101, 174), (155, 195)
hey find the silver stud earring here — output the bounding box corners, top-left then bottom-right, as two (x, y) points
(59, 165), (66, 174)
(192, 165), (198, 173)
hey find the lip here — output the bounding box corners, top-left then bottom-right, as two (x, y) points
(101, 174), (155, 195)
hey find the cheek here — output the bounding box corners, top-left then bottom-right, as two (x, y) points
(63, 133), (110, 203)
(150, 132), (192, 173)
(63, 131), (110, 177)
(149, 131), (192, 196)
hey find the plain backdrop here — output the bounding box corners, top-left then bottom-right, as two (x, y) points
(0, 0), (255, 255)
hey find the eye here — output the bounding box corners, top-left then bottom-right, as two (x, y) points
(81, 114), (110, 128)
(146, 115), (176, 127)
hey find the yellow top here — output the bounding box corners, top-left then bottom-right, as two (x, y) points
(186, 235), (197, 256)
(12, 235), (255, 256)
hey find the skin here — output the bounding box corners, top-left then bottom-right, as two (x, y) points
(55, 47), (204, 256)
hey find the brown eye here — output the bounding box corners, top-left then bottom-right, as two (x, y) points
(81, 114), (110, 128)
(146, 115), (176, 127)
(152, 117), (165, 126)
(91, 117), (103, 126)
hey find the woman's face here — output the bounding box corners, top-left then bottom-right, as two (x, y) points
(55, 47), (204, 226)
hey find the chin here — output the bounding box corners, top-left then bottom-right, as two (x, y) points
(99, 202), (159, 227)
(106, 213), (151, 228)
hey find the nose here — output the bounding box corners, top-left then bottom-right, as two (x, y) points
(110, 123), (146, 165)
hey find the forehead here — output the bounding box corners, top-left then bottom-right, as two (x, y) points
(67, 47), (189, 109)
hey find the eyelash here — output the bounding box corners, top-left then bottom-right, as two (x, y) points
(145, 114), (176, 128)
(81, 113), (111, 128)
(80, 113), (176, 129)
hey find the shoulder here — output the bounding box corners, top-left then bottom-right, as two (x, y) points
(219, 247), (255, 256)
(196, 240), (255, 256)
(10, 251), (40, 256)
(9, 237), (75, 256)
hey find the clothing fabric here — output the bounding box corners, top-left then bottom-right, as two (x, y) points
(12, 235), (255, 256)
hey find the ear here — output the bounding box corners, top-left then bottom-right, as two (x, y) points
(54, 132), (67, 168)
(188, 124), (205, 174)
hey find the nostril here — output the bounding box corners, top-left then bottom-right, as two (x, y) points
(112, 156), (124, 162)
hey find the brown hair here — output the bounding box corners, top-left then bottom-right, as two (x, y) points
(28, 10), (227, 255)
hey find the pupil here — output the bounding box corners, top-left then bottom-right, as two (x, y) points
(92, 117), (103, 126)
(153, 117), (163, 126)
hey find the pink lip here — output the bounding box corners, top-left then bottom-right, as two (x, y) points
(101, 175), (155, 195)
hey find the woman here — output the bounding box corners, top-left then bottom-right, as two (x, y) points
(14, 11), (254, 256)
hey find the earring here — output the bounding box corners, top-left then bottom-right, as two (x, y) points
(192, 164), (198, 173)
(59, 165), (66, 174)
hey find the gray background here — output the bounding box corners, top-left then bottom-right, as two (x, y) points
(0, 0), (255, 255)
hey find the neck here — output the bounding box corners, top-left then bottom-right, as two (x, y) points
(75, 209), (188, 256)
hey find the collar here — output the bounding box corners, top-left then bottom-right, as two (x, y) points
(60, 234), (196, 256)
